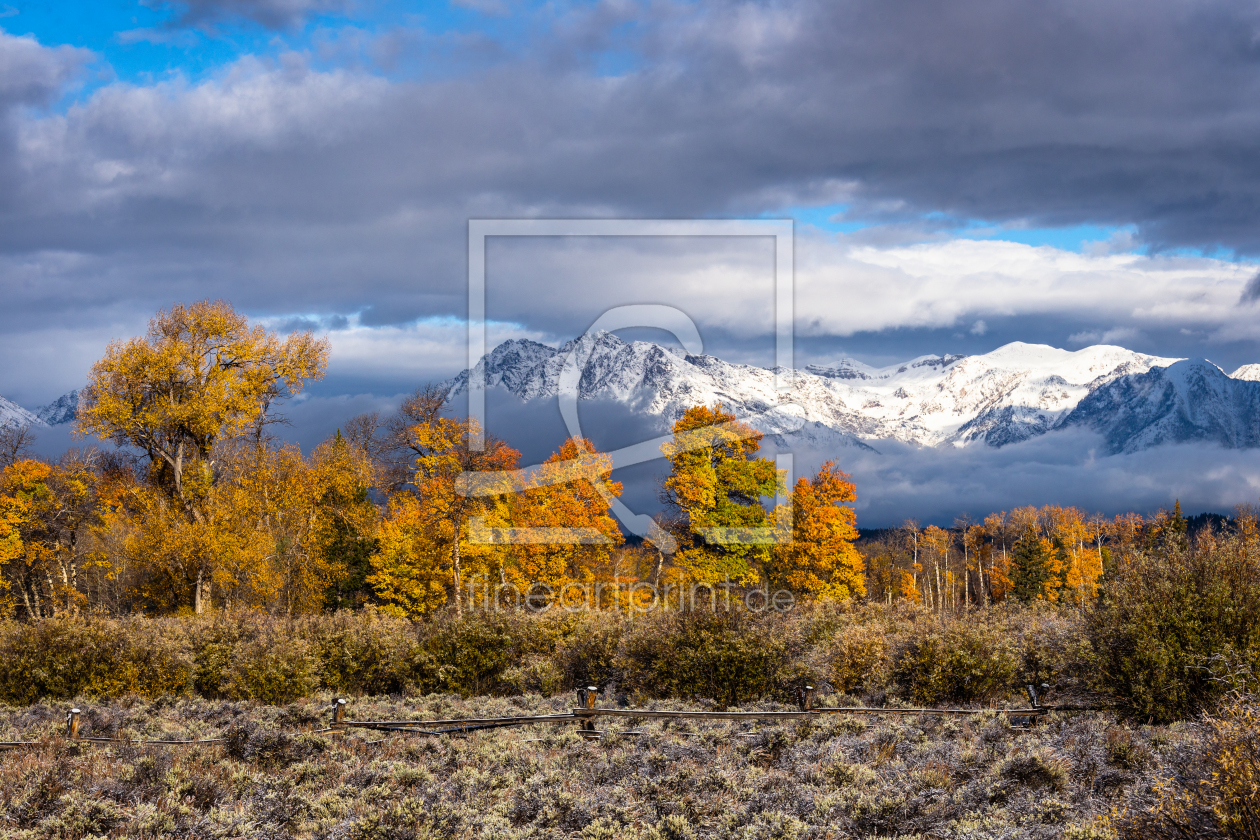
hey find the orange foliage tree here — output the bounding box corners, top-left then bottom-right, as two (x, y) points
(506, 438), (624, 608)
(767, 460), (864, 601)
(76, 300), (328, 612)
(369, 414), (519, 617)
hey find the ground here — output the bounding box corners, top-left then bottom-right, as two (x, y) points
(0, 692), (1177, 839)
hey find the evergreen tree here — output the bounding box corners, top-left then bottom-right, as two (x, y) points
(1010, 527), (1051, 602)
(1161, 499), (1191, 552)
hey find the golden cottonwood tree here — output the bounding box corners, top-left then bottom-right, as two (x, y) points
(372, 494), (450, 617)
(119, 436), (376, 616)
(368, 413), (519, 616)
(76, 300), (328, 612)
(661, 404), (780, 586)
(308, 432), (380, 611)
(506, 438), (624, 604)
(767, 460), (864, 600)
(0, 458), (101, 618)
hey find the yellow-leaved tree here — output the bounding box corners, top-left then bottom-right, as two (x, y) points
(0, 457), (101, 618)
(368, 406), (520, 617)
(660, 404), (781, 587)
(506, 437), (624, 606)
(76, 300), (328, 612)
(766, 460), (864, 601)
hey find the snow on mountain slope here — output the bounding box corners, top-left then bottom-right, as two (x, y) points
(446, 332), (1213, 451)
(0, 396), (43, 430)
(35, 390), (79, 426)
(1231, 364), (1260, 382)
(1062, 359), (1260, 453)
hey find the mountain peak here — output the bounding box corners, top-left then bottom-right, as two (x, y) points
(36, 390), (80, 426)
(447, 333), (1238, 452)
(0, 396), (44, 430)
(1231, 363), (1260, 382)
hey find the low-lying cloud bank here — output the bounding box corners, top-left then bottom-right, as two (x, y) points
(764, 430), (1260, 526)
(451, 390), (1260, 527)
(33, 387), (1260, 528)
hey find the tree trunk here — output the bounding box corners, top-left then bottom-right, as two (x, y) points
(451, 520), (463, 617)
(979, 554), (987, 607)
(934, 561), (941, 613)
(194, 566), (209, 614)
(21, 580), (37, 620)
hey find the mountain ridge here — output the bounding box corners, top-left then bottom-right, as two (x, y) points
(446, 333), (1260, 453)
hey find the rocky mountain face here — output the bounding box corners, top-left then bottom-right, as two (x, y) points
(1062, 360), (1260, 453)
(447, 331), (1260, 453)
(0, 396), (42, 431)
(35, 390), (79, 426)
(0, 389), (78, 431)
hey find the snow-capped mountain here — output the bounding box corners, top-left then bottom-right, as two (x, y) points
(446, 331), (1260, 452)
(36, 390), (79, 426)
(1062, 360), (1260, 453)
(0, 396), (43, 431)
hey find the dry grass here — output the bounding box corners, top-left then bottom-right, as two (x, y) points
(0, 692), (1184, 839)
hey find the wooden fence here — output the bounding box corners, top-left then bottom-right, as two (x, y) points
(0, 684), (1090, 750)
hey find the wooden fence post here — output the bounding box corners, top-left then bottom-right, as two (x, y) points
(577, 686), (598, 739)
(66, 708), (80, 742)
(797, 685), (816, 713)
(332, 698), (347, 739)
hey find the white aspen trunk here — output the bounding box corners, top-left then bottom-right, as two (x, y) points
(452, 522), (463, 617)
(979, 553), (987, 608)
(45, 573), (58, 617)
(934, 561), (941, 613)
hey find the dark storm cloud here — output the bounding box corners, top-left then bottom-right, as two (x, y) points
(1240, 271), (1260, 304)
(8, 0), (1260, 402)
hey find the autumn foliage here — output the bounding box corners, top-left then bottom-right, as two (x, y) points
(4, 298), (1260, 725)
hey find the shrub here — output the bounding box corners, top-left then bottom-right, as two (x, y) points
(1088, 527), (1260, 722)
(1120, 694), (1260, 839)
(550, 611), (626, 691)
(998, 753), (1069, 792)
(616, 611), (794, 706)
(892, 616), (1018, 704)
(415, 612), (519, 696)
(0, 601), (1098, 706)
(224, 625), (322, 704)
(827, 623), (892, 693)
(303, 610), (421, 696)
(0, 616), (190, 705)
(224, 719), (329, 766)
(188, 615), (245, 698)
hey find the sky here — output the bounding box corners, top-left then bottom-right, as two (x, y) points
(8, 0), (1260, 522)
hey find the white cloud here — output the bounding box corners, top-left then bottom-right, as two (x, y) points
(1067, 326), (1141, 346)
(317, 316), (553, 383)
(794, 236), (1257, 341)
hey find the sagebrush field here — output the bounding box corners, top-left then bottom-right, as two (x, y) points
(0, 600), (1257, 839)
(0, 692), (1212, 839)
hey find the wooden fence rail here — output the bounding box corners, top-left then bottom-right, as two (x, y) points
(0, 684), (1092, 750)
